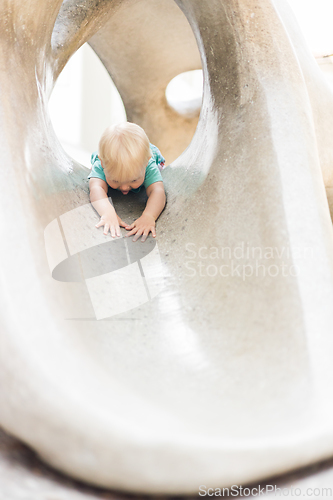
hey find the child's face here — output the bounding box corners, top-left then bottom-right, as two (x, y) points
(101, 159), (145, 194)
(107, 172), (145, 195)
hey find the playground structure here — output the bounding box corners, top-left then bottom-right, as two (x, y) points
(1, 0), (333, 494)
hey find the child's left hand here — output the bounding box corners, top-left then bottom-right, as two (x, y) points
(125, 213), (156, 242)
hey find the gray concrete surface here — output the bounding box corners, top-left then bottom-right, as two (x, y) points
(1, 0), (333, 495)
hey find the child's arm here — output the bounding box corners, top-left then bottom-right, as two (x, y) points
(89, 178), (127, 237)
(125, 181), (166, 242)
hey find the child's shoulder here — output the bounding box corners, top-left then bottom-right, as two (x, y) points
(91, 151), (100, 165)
(87, 151), (105, 181)
(149, 143), (165, 166)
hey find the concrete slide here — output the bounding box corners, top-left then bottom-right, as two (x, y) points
(1, 0), (333, 494)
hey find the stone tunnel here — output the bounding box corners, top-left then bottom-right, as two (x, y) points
(1, 0), (333, 495)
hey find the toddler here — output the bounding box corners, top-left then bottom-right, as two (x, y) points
(88, 122), (166, 242)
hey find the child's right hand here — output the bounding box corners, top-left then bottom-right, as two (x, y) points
(95, 211), (127, 238)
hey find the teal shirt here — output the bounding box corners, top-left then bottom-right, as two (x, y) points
(87, 143), (164, 193)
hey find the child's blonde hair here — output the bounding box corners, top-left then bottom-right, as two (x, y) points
(98, 122), (151, 182)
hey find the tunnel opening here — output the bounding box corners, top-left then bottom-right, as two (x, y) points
(48, 43), (126, 168)
(49, 0), (203, 168)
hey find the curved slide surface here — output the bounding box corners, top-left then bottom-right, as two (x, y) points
(1, 0), (333, 494)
